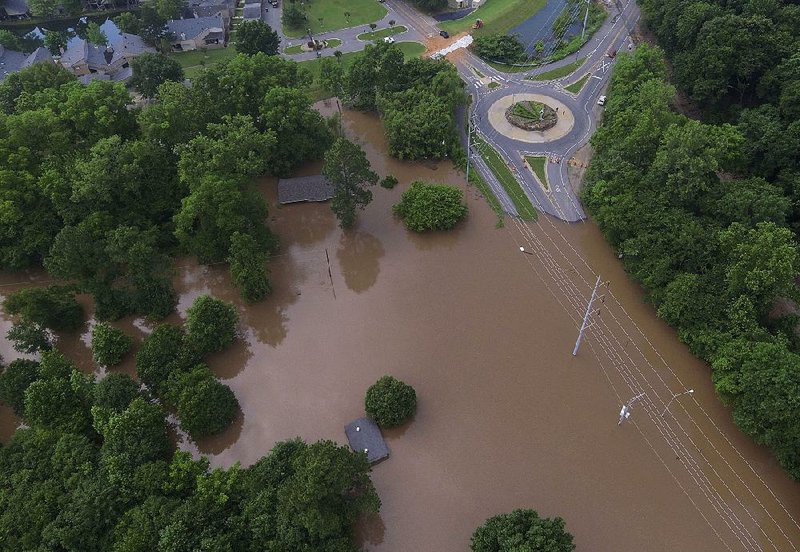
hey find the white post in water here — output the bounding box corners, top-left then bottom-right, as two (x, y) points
(581, 0), (590, 40)
(573, 275), (602, 356)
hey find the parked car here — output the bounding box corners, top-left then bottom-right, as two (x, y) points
(271, 0), (278, 6)
(439, 30), (449, 38)
(384, 36), (395, 44)
(597, 95), (607, 106)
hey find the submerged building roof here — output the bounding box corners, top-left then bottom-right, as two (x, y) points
(242, 2), (261, 19)
(345, 417), (389, 464)
(167, 15), (225, 41)
(277, 175), (333, 204)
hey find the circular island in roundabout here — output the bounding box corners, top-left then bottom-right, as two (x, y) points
(487, 93), (575, 144)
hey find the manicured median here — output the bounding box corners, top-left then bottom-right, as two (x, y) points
(565, 73), (590, 94)
(440, 0), (546, 36)
(527, 57), (586, 81)
(473, 135), (538, 221)
(525, 156), (548, 190)
(283, 0), (387, 38)
(357, 25), (407, 41)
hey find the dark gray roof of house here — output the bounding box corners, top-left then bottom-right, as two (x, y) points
(167, 15), (225, 41)
(60, 39), (109, 69)
(345, 418), (389, 464)
(242, 3), (261, 19)
(112, 65), (132, 81)
(78, 72), (111, 85)
(3, 0), (29, 15)
(190, 4), (226, 18)
(110, 33), (154, 64)
(0, 45), (28, 80)
(22, 46), (52, 67)
(277, 175), (333, 204)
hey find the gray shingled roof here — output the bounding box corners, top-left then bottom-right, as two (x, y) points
(242, 2), (261, 19)
(60, 39), (109, 69)
(110, 33), (154, 64)
(0, 45), (29, 80)
(167, 15), (225, 41)
(78, 72), (111, 84)
(22, 47), (52, 67)
(3, 0), (29, 16)
(190, 4), (226, 18)
(277, 175), (333, 204)
(345, 418), (389, 464)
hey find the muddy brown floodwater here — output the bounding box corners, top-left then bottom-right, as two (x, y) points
(1, 105), (800, 552)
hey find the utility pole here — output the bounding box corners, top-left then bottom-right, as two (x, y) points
(572, 275), (603, 356)
(618, 392), (645, 425)
(466, 108), (475, 183)
(581, 0), (590, 41)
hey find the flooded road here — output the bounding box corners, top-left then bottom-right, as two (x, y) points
(1, 106), (799, 551)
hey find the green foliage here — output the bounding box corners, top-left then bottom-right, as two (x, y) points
(25, 369), (94, 435)
(4, 285), (83, 332)
(185, 295), (239, 356)
(393, 181), (468, 232)
(471, 34), (526, 64)
(282, 2), (306, 28)
(323, 137), (378, 228)
(365, 375), (417, 427)
(380, 175), (398, 189)
(0, 358), (40, 415)
(86, 22), (108, 47)
(166, 364), (239, 439)
(130, 53), (185, 98)
(91, 323), (134, 367)
(317, 55), (344, 97)
(93, 373), (141, 412)
(7, 319), (52, 353)
(236, 20), (281, 56)
(228, 231), (272, 303)
(114, 12), (142, 35)
(471, 509), (575, 552)
(136, 324), (191, 392)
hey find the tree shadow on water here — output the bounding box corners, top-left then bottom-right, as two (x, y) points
(336, 230), (385, 293)
(355, 511), (386, 548)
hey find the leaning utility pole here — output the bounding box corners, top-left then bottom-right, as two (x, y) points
(581, 0), (590, 40)
(572, 275), (602, 356)
(465, 108), (477, 182)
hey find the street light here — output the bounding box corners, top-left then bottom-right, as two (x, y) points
(519, 246), (534, 256)
(618, 392), (645, 425)
(661, 389), (694, 417)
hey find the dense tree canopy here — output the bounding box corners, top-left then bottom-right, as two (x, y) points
(130, 53), (185, 98)
(91, 323), (134, 367)
(393, 181), (468, 231)
(235, 20), (281, 56)
(323, 137), (378, 228)
(365, 375), (417, 428)
(471, 509), (575, 552)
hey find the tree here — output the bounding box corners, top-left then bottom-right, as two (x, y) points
(155, 0), (185, 21)
(130, 53), (185, 98)
(136, 324), (192, 392)
(114, 12), (142, 35)
(317, 56), (344, 97)
(4, 285), (84, 332)
(43, 30), (69, 55)
(471, 34), (526, 64)
(282, 2), (306, 28)
(166, 364), (239, 438)
(94, 373), (141, 412)
(393, 181), (468, 231)
(91, 323), (134, 367)
(0, 62), (75, 114)
(365, 375), (417, 427)
(86, 22), (108, 47)
(235, 20), (280, 56)
(323, 137), (378, 228)
(24, 370), (94, 435)
(471, 509), (576, 552)
(28, 0), (60, 17)
(228, 232), (271, 303)
(411, 0), (446, 11)
(0, 359), (40, 415)
(185, 295), (239, 356)
(380, 88), (454, 159)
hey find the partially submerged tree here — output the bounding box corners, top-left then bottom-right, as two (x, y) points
(323, 137), (378, 228)
(471, 509), (576, 552)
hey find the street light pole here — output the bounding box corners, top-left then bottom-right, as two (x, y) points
(466, 107), (475, 183)
(581, 0), (590, 41)
(618, 392), (645, 425)
(661, 389), (694, 417)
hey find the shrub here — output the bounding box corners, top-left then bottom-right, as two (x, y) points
(364, 375), (416, 428)
(185, 295), (239, 356)
(380, 175), (398, 189)
(91, 323), (133, 367)
(3, 285), (83, 332)
(228, 232), (271, 303)
(471, 509), (575, 552)
(393, 181), (468, 231)
(166, 364), (239, 439)
(471, 34), (527, 64)
(94, 373), (140, 412)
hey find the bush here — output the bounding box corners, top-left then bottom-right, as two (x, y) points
(167, 364), (239, 439)
(3, 285), (83, 332)
(471, 34), (527, 64)
(380, 175), (398, 189)
(364, 375), (416, 428)
(94, 373), (140, 412)
(136, 324), (192, 392)
(471, 509), (575, 552)
(0, 359), (40, 415)
(185, 295), (238, 356)
(228, 232), (271, 303)
(91, 323), (133, 367)
(393, 181), (468, 232)
(7, 320), (52, 353)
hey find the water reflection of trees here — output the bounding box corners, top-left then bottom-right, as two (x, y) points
(356, 512), (386, 547)
(336, 231), (385, 293)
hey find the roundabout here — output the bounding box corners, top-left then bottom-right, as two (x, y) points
(487, 93), (575, 144)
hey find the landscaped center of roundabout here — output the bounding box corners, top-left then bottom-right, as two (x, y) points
(487, 92), (575, 143)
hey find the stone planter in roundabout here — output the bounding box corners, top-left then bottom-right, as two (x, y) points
(505, 100), (558, 132)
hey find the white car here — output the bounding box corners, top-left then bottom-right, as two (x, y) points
(383, 36), (395, 44)
(597, 95), (607, 106)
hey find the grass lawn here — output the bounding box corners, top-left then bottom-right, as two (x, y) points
(511, 101), (544, 121)
(357, 25), (407, 41)
(525, 156), (548, 189)
(440, 0), (546, 36)
(488, 80), (500, 89)
(474, 135), (537, 220)
(170, 46), (238, 78)
(284, 44), (305, 54)
(565, 73), (590, 94)
(284, 0), (387, 38)
(302, 41), (425, 100)
(527, 57), (586, 81)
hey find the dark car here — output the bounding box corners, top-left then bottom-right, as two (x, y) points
(439, 30), (449, 38)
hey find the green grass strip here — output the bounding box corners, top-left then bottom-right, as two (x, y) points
(527, 57), (586, 81)
(473, 135), (537, 221)
(357, 25), (407, 41)
(283, 0), (387, 38)
(284, 44), (305, 54)
(565, 73), (590, 94)
(525, 156), (548, 190)
(440, 0), (546, 36)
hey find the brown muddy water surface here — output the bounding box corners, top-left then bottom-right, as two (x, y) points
(1, 105), (800, 551)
